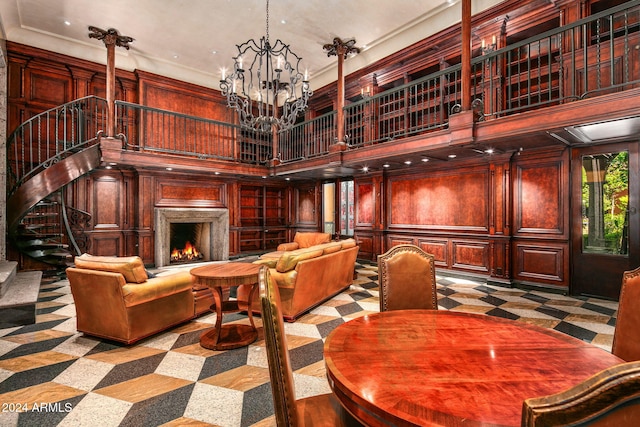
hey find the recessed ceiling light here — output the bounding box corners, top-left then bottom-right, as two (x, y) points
(362, 166), (369, 173)
(383, 164), (390, 168)
(285, 177), (290, 181)
(173, 54), (179, 59)
(404, 160), (412, 165)
(448, 154), (457, 159)
(211, 50), (217, 55)
(421, 158), (429, 162)
(281, 19), (287, 24)
(262, 176), (267, 179)
(214, 171), (220, 175)
(484, 148), (495, 154)
(64, 20), (71, 26)
(166, 167), (173, 171)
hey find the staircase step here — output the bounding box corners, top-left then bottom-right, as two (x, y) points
(24, 212), (59, 219)
(16, 240), (69, 249)
(0, 270), (42, 328)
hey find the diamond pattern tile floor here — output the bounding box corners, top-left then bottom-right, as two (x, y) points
(0, 261), (618, 426)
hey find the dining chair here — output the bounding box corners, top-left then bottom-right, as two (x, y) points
(521, 361), (640, 426)
(377, 244), (438, 312)
(612, 266), (640, 362)
(258, 266), (362, 427)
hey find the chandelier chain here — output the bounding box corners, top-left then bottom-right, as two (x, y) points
(265, 0), (269, 42)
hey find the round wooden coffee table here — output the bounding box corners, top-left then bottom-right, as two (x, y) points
(190, 263), (263, 350)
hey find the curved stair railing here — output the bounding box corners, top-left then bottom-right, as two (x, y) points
(7, 96), (108, 267)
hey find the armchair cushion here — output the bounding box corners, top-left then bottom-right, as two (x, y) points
(293, 232), (331, 248)
(74, 253), (148, 284)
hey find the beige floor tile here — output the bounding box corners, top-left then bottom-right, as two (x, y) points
(94, 373), (191, 403)
(0, 350), (77, 373)
(201, 365), (270, 391)
(2, 329), (73, 345)
(0, 381), (86, 408)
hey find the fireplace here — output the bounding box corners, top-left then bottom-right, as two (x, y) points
(155, 208), (229, 268)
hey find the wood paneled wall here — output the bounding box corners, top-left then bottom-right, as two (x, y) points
(355, 146), (570, 289)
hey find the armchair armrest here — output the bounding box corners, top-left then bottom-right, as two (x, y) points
(122, 270), (193, 306)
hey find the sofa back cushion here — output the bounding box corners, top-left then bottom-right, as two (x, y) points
(276, 248), (324, 273)
(74, 254), (148, 284)
(293, 232), (331, 248)
(340, 238), (357, 249)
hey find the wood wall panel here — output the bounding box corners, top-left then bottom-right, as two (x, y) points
(451, 240), (490, 273)
(388, 169), (489, 231)
(355, 233), (374, 260)
(356, 182), (374, 226)
(418, 238), (448, 267)
(156, 179), (226, 207)
(92, 175), (121, 228)
(28, 70), (70, 105)
(513, 241), (569, 286)
(514, 151), (568, 237)
(295, 185), (318, 226)
(90, 232), (123, 256)
(137, 70), (227, 121)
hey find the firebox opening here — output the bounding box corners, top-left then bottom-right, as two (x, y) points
(169, 223), (208, 264)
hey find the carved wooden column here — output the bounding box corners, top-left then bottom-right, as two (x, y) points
(323, 37), (360, 151)
(461, 0), (472, 112)
(88, 26), (133, 137)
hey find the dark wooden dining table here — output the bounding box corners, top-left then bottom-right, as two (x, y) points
(324, 310), (624, 426)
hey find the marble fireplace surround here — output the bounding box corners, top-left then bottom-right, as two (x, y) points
(154, 208), (229, 268)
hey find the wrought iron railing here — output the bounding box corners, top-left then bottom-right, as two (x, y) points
(6, 96), (108, 196)
(115, 101), (272, 164)
(278, 111), (336, 162)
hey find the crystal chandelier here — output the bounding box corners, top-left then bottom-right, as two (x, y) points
(220, 0), (312, 133)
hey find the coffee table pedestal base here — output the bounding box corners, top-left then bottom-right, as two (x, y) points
(200, 324), (258, 350)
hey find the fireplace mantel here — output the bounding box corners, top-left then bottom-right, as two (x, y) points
(155, 208), (229, 267)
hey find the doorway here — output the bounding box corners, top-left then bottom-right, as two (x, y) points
(571, 142), (638, 299)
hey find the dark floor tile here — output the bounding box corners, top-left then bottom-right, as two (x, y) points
(4, 319), (68, 336)
(534, 305), (569, 320)
(317, 318), (345, 339)
(0, 336), (70, 360)
(349, 290), (374, 301)
(0, 359), (76, 394)
(198, 347), (249, 381)
(522, 293), (551, 304)
(581, 302), (617, 316)
(480, 294), (508, 306)
(17, 394), (85, 427)
(240, 382), (274, 426)
(437, 296), (461, 310)
(484, 307), (520, 321)
(119, 383), (195, 427)
(171, 329), (203, 350)
(335, 302), (364, 317)
(553, 321), (597, 342)
(289, 340), (324, 372)
(93, 353), (167, 390)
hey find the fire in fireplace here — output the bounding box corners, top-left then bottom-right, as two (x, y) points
(170, 223), (205, 264)
(171, 241), (203, 263)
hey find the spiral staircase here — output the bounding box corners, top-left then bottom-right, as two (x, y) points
(6, 96), (107, 271)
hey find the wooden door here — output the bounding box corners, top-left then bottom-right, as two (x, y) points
(571, 142), (639, 299)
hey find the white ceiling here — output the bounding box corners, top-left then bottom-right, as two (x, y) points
(0, 0), (504, 91)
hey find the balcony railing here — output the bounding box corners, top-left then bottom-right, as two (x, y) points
(8, 1), (640, 194)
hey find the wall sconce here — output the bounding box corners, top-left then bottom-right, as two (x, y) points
(360, 86), (371, 99)
(481, 35), (497, 55)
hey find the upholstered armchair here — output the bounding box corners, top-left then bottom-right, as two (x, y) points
(66, 254), (196, 344)
(612, 266), (640, 362)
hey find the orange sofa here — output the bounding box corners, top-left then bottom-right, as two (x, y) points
(66, 254), (210, 344)
(239, 235), (359, 321)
